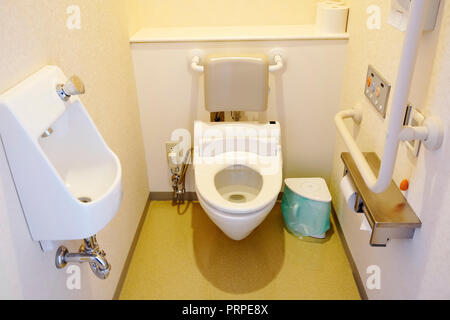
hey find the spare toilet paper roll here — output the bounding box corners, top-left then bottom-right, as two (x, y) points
(317, 2), (349, 34)
(317, 0), (344, 26)
(340, 175), (357, 211)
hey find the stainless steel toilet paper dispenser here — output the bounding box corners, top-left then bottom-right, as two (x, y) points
(341, 152), (422, 247)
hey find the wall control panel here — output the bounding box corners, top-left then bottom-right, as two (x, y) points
(364, 65), (391, 118)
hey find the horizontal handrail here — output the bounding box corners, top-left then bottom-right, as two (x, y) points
(335, 109), (389, 193)
(336, 108), (443, 194)
(191, 55), (284, 73)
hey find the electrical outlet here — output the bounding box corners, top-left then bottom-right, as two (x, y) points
(166, 141), (179, 154)
(166, 141), (180, 170)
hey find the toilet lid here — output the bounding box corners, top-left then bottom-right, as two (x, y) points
(285, 178), (332, 203)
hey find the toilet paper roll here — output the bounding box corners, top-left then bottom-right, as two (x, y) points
(340, 175), (357, 211)
(316, 0), (344, 26)
(317, 2), (349, 34)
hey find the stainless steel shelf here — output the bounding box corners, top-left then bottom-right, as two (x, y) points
(341, 152), (422, 247)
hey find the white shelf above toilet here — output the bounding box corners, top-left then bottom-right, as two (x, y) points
(130, 25), (349, 43)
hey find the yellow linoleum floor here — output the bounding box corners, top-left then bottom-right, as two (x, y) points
(120, 201), (360, 300)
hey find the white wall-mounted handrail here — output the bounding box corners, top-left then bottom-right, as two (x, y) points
(335, 107), (443, 193)
(335, 0), (443, 194)
(335, 109), (386, 192)
(269, 55), (284, 72)
(191, 56), (204, 73)
(191, 54), (284, 73)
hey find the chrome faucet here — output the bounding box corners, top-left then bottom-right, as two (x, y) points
(56, 75), (85, 101)
(55, 235), (111, 280)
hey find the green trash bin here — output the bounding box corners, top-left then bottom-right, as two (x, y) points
(282, 178), (332, 239)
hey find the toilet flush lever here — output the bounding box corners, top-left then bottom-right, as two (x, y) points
(56, 75), (85, 101)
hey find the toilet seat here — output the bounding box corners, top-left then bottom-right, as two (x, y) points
(195, 153), (282, 216)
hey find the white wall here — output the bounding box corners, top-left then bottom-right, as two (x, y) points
(0, 0), (148, 299)
(136, 0), (324, 28)
(330, 0), (450, 299)
(131, 40), (348, 192)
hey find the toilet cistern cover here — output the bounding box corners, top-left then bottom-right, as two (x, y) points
(285, 178), (332, 203)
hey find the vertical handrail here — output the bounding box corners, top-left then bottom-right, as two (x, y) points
(335, 0), (427, 194)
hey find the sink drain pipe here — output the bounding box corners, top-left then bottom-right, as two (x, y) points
(55, 235), (111, 280)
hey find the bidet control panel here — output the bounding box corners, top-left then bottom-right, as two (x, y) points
(364, 65), (391, 118)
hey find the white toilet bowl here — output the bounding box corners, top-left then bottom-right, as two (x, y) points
(194, 121), (282, 240)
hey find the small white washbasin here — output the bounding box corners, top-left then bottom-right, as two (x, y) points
(39, 101), (121, 203)
(0, 66), (122, 241)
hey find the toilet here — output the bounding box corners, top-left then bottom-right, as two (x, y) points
(193, 54), (282, 240)
(194, 121), (282, 240)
